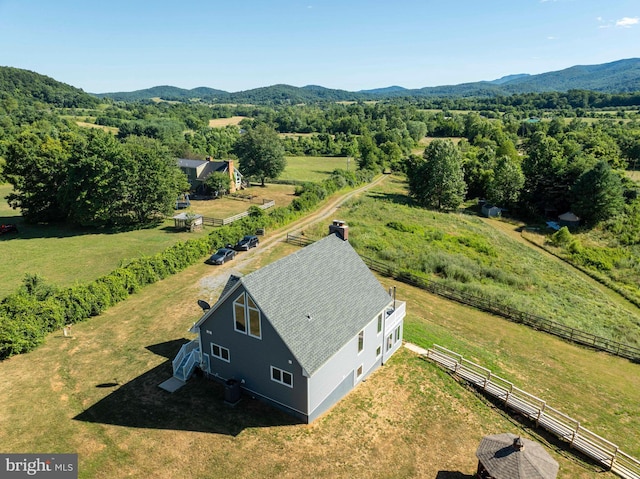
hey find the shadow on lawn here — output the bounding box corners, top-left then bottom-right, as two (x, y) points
(74, 339), (301, 436)
(435, 472), (475, 479)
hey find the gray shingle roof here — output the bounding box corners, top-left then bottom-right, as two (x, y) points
(476, 433), (559, 479)
(238, 234), (392, 375)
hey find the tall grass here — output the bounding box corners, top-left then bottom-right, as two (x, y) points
(306, 178), (640, 347)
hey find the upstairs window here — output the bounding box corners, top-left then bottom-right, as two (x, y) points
(233, 292), (261, 339)
(358, 330), (364, 353)
(377, 312), (383, 334)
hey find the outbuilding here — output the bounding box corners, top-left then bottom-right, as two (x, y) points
(476, 433), (559, 479)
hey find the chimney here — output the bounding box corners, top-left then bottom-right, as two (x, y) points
(226, 160), (236, 193)
(329, 220), (348, 241)
(512, 437), (524, 451)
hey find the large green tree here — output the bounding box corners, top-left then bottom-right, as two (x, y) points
(234, 124), (286, 186)
(60, 130), (187, 227)
(486, 155), (525, 208)
(571, 160), (624, 225)
(4, 127), (71, 222)
(408, 139), (466, 210)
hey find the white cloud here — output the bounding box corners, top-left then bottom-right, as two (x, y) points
(616, 17), (639, 28)
(547, 35), (558, 40)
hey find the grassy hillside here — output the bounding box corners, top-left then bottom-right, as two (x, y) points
(301, 176), (640, 348)
(0, 234), (631, 478)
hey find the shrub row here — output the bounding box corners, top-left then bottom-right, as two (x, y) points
(0, 169), (370, 359)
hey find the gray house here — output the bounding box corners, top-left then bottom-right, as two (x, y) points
(171, 223), (406, 423)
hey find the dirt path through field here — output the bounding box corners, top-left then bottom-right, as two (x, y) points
(197, 175), (388, 299)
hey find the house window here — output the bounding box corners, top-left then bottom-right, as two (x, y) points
(387, 333), (393, 351)
(356, 365), (363, 379)
(358, 330), (364, 353)
(376, 345), (382, 358)
(271, 366), (293, 388)
(233, 294), (246, 333)
(211, 343), (230, 362)
(233, 293), (261, 339)
(377, 312), (383, 334)
(395, 325), (401, 343)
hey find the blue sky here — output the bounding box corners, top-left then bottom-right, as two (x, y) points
(0, 0), (638, 93)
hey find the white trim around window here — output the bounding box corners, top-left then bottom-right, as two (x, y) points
(271, 366), (293, 388)
(211, 342), (230, 363)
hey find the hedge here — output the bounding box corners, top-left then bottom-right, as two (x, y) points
(0, 170), (370, 359)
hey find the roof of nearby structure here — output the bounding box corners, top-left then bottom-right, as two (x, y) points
(177, 158), (242, 181)
(558, 211), (580, 222)
(476, 433), (559, 479)
(197, 234), (392, 375)
(172, 213), (202, 220)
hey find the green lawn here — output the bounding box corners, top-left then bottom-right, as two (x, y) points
(0, 234), (626, 478)
(280, 156), (351, 182)
(0, 183), (294, 299)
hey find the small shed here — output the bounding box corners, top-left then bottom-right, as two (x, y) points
(476, 433), (559, 479)
(482, 204), (502, 218)
(558, 211), (580, 228)
(172, 213), (203, 232)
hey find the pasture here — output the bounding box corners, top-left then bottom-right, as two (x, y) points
(300, 176), (640, 348)
(208, 116), (247, 127)
(0, 182), (294, 299)
(0, 229), (629, 478)
(280, 156), (351, 182)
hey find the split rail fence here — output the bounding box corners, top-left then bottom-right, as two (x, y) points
(422, 344), (640, 479)
(284, 234), (640, 362)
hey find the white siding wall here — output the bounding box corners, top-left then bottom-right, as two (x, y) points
(307, 304), (391, 416)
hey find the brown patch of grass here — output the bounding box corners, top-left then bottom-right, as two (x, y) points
(75, 121), (119, 134)
(0, 231), (622, 478)
(208, 116), (247, 128)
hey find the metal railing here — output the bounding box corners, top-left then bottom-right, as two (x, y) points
(423, 344), (640, 479)
(172, 339), (199, 378)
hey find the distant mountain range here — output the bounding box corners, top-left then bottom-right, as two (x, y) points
(2, 58), (640, 106)
(93, 58), (640, 102)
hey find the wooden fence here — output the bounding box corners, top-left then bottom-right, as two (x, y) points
(422, 344), (640, 479)
(284, 234), (640, 362)
(202, 200), (275, 227)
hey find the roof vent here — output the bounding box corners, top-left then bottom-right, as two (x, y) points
(328, 220), (349, 241)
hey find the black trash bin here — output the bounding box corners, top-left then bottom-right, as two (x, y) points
(224, 378), (241, 404)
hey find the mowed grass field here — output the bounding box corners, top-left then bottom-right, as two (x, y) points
(208, 116), (247, 127)
(280, 156), (351, 182)
(0, 183), (294, 298)
(0, 228), (630, 478)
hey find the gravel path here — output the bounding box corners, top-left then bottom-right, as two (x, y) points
(197, 175), (388, 301)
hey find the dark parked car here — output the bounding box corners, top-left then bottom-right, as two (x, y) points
(207, 248), (236, 265)
(234, 235), (259, 251)
(0, 224), (18, 235)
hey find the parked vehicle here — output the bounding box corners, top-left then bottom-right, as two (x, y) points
(207, 248), (236, 265)
(234, 235), (259, 251)
(0, 224), (18, 235)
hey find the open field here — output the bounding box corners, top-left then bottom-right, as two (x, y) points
(413, 137), (464, 155)
(280, 156), (351, 182)
(208, 116), (247, 127)
(0, 182), (294, 298)
(0, 227), (628, 478)
(300, 176), (640, 348)
(626, 170), (640, 182)
(75, 121), (119, 134)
